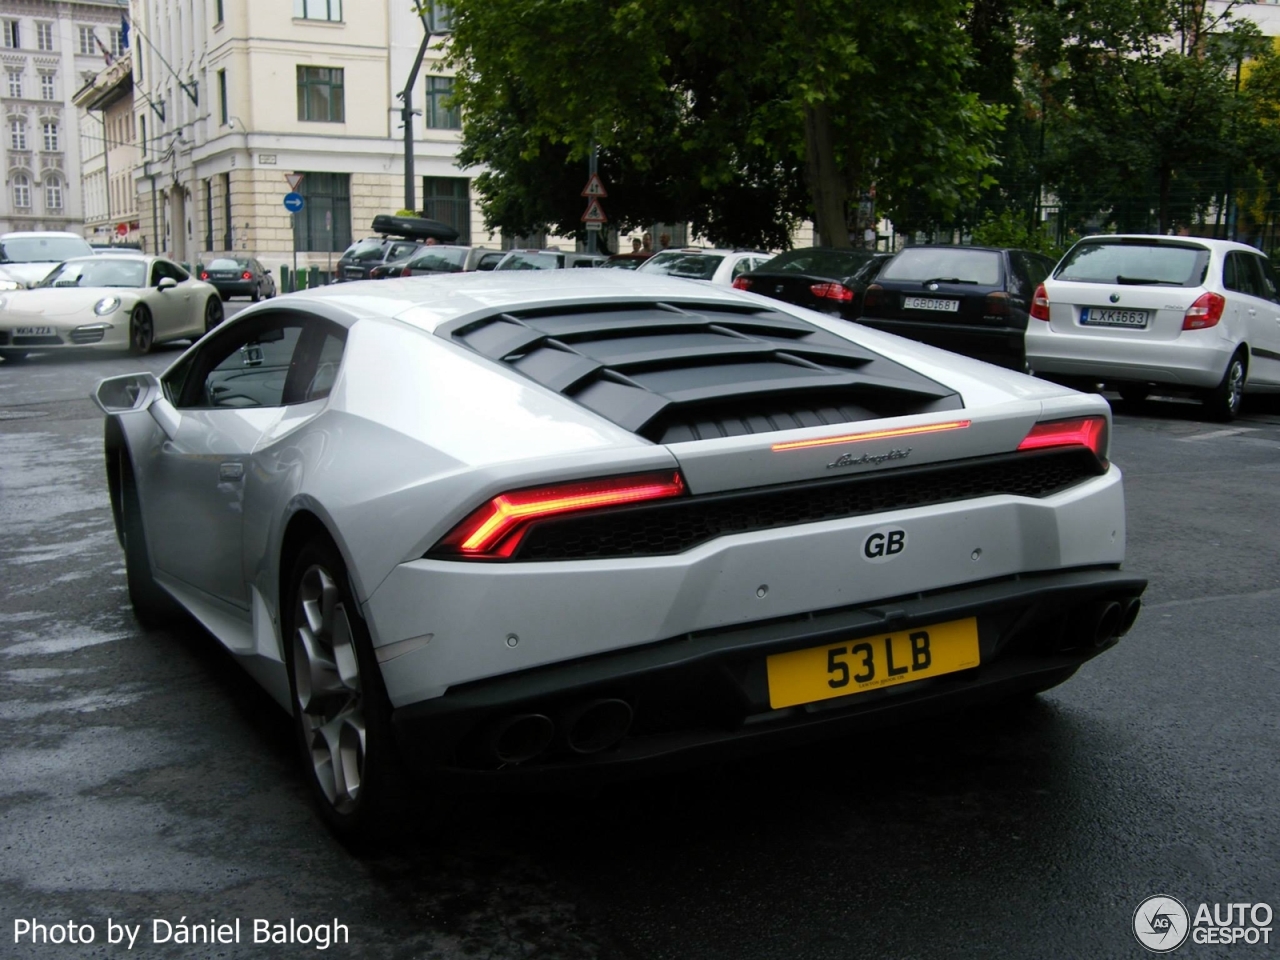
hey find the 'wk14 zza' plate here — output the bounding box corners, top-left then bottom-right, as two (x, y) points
(903, 296), (960, 313)
(1080, 307), (1150, 328)
(15, 326), (54, 336)
(766, 618), (980, 709)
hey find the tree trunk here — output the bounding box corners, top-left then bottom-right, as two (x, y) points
(1157, 162), (1172, 235)
(804, 100), (850, 248)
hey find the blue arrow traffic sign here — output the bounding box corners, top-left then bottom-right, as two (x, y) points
(283, 192), (305, 212)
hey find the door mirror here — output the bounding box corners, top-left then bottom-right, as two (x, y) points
(264, 268), (272, 275)
(157, 276), (179, 291)
(92, 372), (161, 414)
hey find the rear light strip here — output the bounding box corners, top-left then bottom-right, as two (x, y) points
(437, 471), (687, 558)
(771, 419), (971, 452)
(810, 282), (854, 302)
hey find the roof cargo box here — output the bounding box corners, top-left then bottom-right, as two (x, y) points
(371, 214), (460, 242)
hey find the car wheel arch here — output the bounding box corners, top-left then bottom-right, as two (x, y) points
(277, 507), (368, 622)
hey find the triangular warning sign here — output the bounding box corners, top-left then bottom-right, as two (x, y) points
(581, 173), (608, 198)
(285, 173), (304, 191)
(581, 197), (608, 223)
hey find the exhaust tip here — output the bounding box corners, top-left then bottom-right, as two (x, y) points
(1093, 601), (1123, 647)
(490, 713), (554, 765)
(564, 698), (633, 755)
(1118, 598), (1142, 637)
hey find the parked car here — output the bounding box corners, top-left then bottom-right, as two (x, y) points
(636, 248), (771, 286)
(334, 215), (461, 282)
(494, 250), (606, 270)
(399, 245), (503, 277)
(602, 253), (653, 270)
(93, 269), (1143, 839)
(732, 248), (891, 318)
(199, 257), (276, 301)
(0, 255), (222, 360)
(0, 231), (95, 290)
(1025, 235), (1280, 420)
(857, 245), (1057, 371)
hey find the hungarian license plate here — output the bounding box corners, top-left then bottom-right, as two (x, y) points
(1080, 307), (1149, 328)
(766, 618), (980, 709)
(903, 296), (960, 312)
(15, 326), (54, 336)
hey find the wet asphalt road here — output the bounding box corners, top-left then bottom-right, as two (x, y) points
(1, 324), (1278, 960)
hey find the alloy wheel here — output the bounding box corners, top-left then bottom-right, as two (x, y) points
(205, 297), (224, 332)
(131, 308), (154, 354)
(292, 564), (365, 814)
(1226, 359), (1244, 415)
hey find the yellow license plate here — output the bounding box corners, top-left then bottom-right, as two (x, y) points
(766, 618), (980, 709)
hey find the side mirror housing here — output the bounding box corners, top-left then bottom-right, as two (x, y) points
(158, 277), (179, 291)
(92, 372), (162, 414)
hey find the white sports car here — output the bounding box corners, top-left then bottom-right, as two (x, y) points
(0, 254), (223, 360)
(93, 271), (1145, 838)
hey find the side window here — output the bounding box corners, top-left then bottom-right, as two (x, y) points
(1249, 255), (1277, 303)
(1223, 252), (1251, 295)
(150, 259), (189, 286)
(730, 257), (754, 280)
(388, 242), (418, 261)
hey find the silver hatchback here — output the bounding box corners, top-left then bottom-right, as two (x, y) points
(1025, 235), (1280, 419)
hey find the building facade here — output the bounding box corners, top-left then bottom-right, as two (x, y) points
(74, 49), (139, 244)
(129, 0), (489, 271)
(0, 0), (128, 234)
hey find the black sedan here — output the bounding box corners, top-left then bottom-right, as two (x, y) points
(732, 249), (891, 319)
(856, 245), (1057, 371)
(199, 257), (276, 302)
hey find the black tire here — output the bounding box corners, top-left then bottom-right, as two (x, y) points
(1117, 385), (1150, 404)
(120, 454), (181, 629)
(219, 291), (230, 302)
(129, 305), (154, 355)
(0, 349), (28, 362)
(251, 284), (261, 302)
(284, 537), (403, 842)
(1204, 351), (1246, 422)
(204, 296), (224, 333)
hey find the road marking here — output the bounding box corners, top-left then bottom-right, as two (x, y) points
(1176, 427), (1258, 441)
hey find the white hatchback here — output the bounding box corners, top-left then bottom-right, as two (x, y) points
(1025, 235), (1280, 419)
(636, 248), (772, 286)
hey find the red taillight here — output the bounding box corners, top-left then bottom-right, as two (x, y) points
(401, 266), (412, 277)
(1030, 283), (1050, 321)
(810, 282), (854, 302)
(732, 276), (752, 291)
(437, 471), (686, 559)
(1183, 291), (1225, 330)
(984, 291), (1011, 316)
(1017, 416), (1108, 461)
(242, 270), (253, 280)
(862, 283), (884, 311)
(199, 271), (209, 280)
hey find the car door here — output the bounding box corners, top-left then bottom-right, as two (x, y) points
(1244, 253), (1280, 385)
(145, 312), (332, 607)
(147, 259), (193, 338)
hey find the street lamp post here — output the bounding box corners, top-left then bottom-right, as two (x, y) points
(399, 3), (453, 214)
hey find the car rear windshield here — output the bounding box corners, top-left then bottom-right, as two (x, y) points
(498, 252), (562, 270)
(756, 249), (874, 277)
(638, 252), (725, 280)
(40, 258), (146, 288)
(207, 258), (246, 270)
(879, 248), (1002, 285)
(1055, 241), (1207, 286)
(0, 235), (95, 263)
(346, 239), (389, 262)
(408, 247), (468, 271)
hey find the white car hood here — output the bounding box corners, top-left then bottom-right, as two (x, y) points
(0, 263), (60, 288)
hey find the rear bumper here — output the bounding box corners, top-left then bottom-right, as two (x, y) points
(208, 281), (256, 296)
(856, 317), (1026, 370)
(391, 567), (1146, 785)
(1026, 326), (1234, 388)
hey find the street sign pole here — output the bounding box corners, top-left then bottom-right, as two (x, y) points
(284, 187), (305, 292)
(587, 142), (598, 255)
(292, 213), (298, 290)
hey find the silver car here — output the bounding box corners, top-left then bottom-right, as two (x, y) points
(1025, 235), (1280, 419)
(637, 248), (772, 286)
(94, 271), (1144, 839)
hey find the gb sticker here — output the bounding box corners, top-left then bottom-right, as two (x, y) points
(863, 529), (907, 563)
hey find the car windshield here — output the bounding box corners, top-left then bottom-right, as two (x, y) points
(638, 252), (725, 280)
(603, 256), (645, 270)
(756, 249), (873, 277)
(346, 239), (389, 262)
(1055, 241), (1206, 286)
(879, 248), (1002, 285)
(207, 258), (247, 270)
(408, 247), (468, 271)
(497, 252), (562, 270)
(39, 258), (146, 288)
(0, 235), (95, 263)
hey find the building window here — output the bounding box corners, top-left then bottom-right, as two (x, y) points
(421, 177), (470, 243)
(294, 0), (343, 22)
(292, 172), (351, 252)
(218, 69), (228, 125)
(215, 0), (224, 24)
(221, 172), (232, 250)
(40, 74), (54, 101)
(109, 29), (124, 58)
(79, 26), (96, 56)
(3, 21), (19, 49)
(140, 114), (146, 157)
(10, 119), (26, 150)
(205, 179), (213, 250)
(425, 76), (460, 130)
(45, 177), (62, 210)
(7, 70), (21, 98)
(12, 174), (30, 208)
(36, 22), (53, 52)
(42, 120), (59, 151)
(296, 66), (344, 122)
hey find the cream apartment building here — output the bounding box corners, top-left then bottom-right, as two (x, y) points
(130, 0), (487, 270)
(74, 49), (139, 244)
(0, 0), (128, 234)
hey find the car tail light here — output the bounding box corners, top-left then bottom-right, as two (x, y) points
(435, 471), (687, 559)
(1183, 291), (1225, 330)
(862, 283), (884, 310)
(810, 282), (854, 302)
(1030, 283), (1050, 321)
(401, 266), (412, 277)
(732, 276), (753, 291)
(241, 270), (252, 280)
(199, 271), (209, 280)
(1017, 416), (1108, 463)
(984, 291), (1011, 316)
